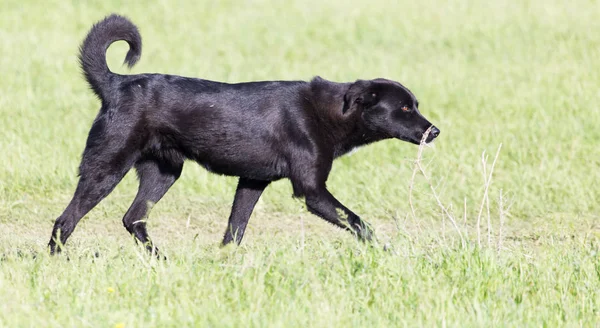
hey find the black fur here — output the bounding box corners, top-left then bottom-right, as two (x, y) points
(48, 14), (440, 255)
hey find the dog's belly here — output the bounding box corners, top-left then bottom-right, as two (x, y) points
(192, 150), (288, 181)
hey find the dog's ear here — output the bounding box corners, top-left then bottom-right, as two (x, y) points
(342, 80), (378, 114)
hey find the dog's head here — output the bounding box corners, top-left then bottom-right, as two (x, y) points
(343, 78), (439, 144)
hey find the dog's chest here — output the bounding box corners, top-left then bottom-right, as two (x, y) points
(334, 144), (364, 158)
(346, 147), (361, 156)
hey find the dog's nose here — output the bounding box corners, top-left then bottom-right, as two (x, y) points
(430, 126), (440, 138)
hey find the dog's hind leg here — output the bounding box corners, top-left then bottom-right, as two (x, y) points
(122, 156), (183, 255)
(48, 113), (145, 254)
(222, 178), (270, 246)
(48, 150), (138, 254)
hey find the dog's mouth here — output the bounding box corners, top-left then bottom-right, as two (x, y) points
(399, 135), (427, 145)
(424, 133), (437, 144)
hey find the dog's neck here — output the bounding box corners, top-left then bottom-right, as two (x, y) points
(307, 77), (388, 157)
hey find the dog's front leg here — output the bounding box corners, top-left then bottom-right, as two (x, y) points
(222, 178), (270, 246)
(304, 188), (374, 242)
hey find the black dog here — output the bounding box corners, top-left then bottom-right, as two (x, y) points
(48, 14), (440, 255)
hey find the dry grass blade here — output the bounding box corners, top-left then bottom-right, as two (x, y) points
(476, 144), (503, 248)
(408, 136), (426, 233)
(497, 189), (505, 254)
(409, 127), (466, 248)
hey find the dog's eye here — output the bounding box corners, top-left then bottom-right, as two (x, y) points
(371, 93), (377, 98)
(401, 106), (411, 112)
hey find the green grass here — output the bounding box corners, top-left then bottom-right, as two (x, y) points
(1, 0), (600, 326)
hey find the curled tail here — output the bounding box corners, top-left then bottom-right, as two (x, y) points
(79, 14), (142, 99)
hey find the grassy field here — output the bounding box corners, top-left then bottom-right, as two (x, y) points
(1, 0), (600, 326)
